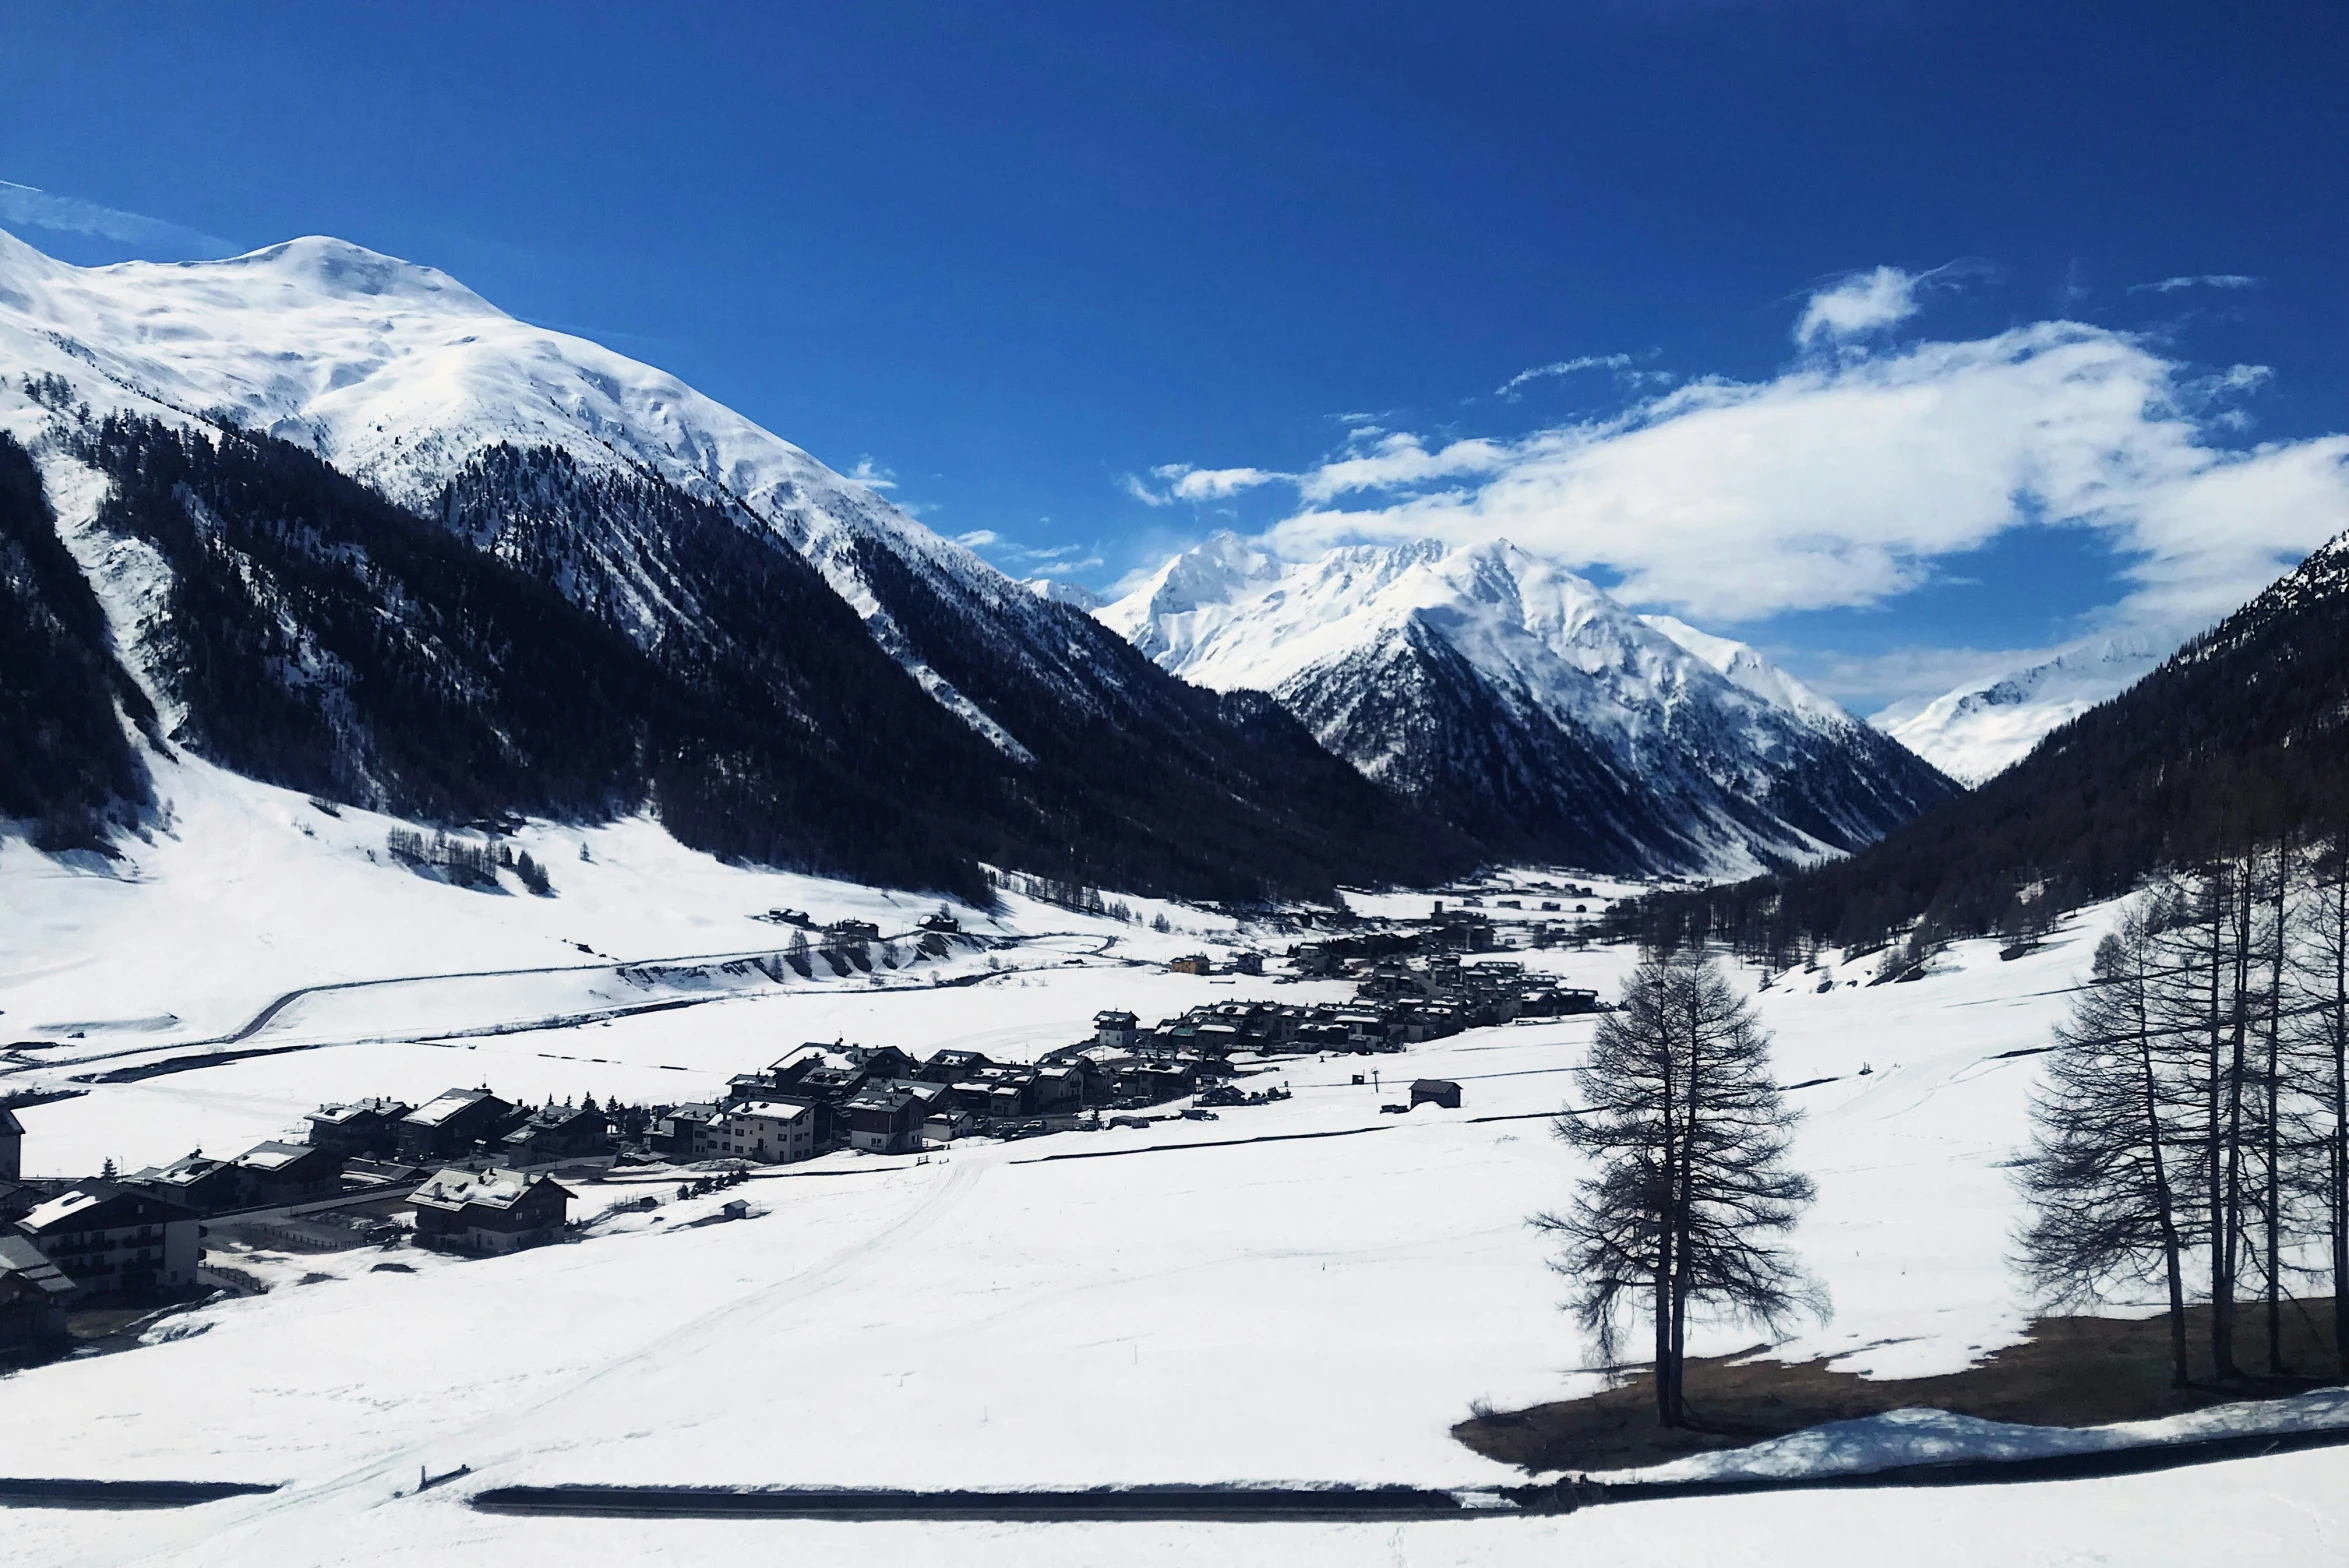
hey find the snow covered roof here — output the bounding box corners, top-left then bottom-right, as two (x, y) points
(404, 1089), (494, 1127)
(17, 1181), (195, 1232)
(308, 1098), (411, 1125)
(0, 1107), (24, 1135)
(411, 1167), (573, 1215)
(728, 1100), (813, 1123)
(234, 1141), (317, 1172)
(126, 1154), (227, 1190)
(0, 1234), (72, 1298)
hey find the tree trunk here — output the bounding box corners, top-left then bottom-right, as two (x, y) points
(2217, 874), (2253, 1380)
(2265, 841), (2288, 1375)
(2333, 873), (2349, 1379)
(2206, 885), (2241, 1380)
(2136, 986), (2191, 1388)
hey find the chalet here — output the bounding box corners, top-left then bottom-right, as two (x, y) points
(1410, 1079), (1463, 1110)
(916, 1049), (997, 1086)
(231, 1141), (343, 1206)
(842, 1080), (951, 1154)
(499, 1102), (612, 1166)
(1168, 954), (1213, 976)
(0, 1234), (72, 1350)
(652, 1104), (721, 1161)
(921, 1099), (974, 1144)
(125, 1151), (244, 1214)
(1033, 1063), (1085, 1114)
(1232, 951), (1265, 976)
(409, 1167), (574, 1255)
(917, 912), (961, 933)
(0, 1106), (21, 1181)
(304, 1098), (413, 1158)
(714, 1100), (818, 1164)
(826, 918), (882, 941)
(395, 1089), (519, 1164)
(1093, 1010), (1140, 1049)
(1117, 1061), (1199, 1105)
(13, 1182), (199, 1298)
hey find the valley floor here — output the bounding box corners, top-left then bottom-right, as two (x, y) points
(5, 761), (2349, 1565)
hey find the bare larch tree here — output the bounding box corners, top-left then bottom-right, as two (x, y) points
(1538, 948), (1823, 1427)
(2016, 905), (2201, 1387)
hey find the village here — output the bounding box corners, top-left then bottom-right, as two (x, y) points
(0, 905), (1603, 1360)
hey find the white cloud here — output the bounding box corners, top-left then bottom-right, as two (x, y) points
(1794, 265), (1922, 345)
(1244, 319), (2349, 629)
(0, 179), (238, 258)
(1124, 464), (1293, 506)
(953, 529), (1000, 548)
(846, 456), (897, 489)
(2131, 273), (2261, 295)
(1167, 466), (1288, 502)
(1120, 472), (1173, 506)
(1496, 354), (1634, 398)
(1297, 433), (1512, 504)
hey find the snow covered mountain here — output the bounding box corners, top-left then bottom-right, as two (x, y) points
(1101, 533), (1959, 875)
(0, 230), (1466, 897)
(1875, 636), (2168, 785)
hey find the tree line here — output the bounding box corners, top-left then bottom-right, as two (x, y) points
(2019, 841), (2349, 1385)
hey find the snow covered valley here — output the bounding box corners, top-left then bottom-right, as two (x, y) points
(5, 762), (2349, 1565)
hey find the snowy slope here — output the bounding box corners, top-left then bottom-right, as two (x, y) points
(0, 228), (1017, 739)
(1639, 613), (1855, 730)
(0, 230), (1459, 898)
(1876, 635), (2168, 784)
(8, 775), (2346, 1563)
(1102, 534), (1958, 875)
(18, 843), (2345, 1568)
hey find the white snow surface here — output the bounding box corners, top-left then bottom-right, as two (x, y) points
(4, 766), (2346, 1561)
(1875, 634), (2168, 784)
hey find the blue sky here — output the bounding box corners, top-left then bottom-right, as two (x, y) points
(2, 0), (2343, 710)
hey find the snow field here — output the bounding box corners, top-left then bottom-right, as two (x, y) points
(12, 767), (2349, 1565)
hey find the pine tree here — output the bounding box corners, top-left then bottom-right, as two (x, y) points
(1536, 949), (1823, 1426)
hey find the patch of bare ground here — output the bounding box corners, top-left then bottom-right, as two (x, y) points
(1457, 1299), (2345, 1474)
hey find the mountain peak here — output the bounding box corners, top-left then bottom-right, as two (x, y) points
(1104, 533), (1958, 873)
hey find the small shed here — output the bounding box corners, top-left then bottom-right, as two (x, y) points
(1409, 1078), (1463, 1111)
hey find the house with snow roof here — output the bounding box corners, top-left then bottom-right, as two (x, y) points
(304, 1098), (414, 1159)
(13, 1182), (199, 1299)
(0, 1233), (73, 1350)
(713, 1100), (818, 1164)
(395, 1088), (520, 1164)
(409, 1167), (574, 1256)
(498, 1102), (612, 1166)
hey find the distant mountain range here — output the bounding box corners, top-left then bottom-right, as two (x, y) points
(1876, 635), (2168, 784)
(1615, 527), (2349, 953)
(1100, 532), (1959, 876)
(0, 228), (1959, 893)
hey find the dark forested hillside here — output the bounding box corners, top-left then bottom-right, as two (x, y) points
(19, 420), (1470, 900)
(1610, 533), (2349, 958)
(0, 431), (153, 846)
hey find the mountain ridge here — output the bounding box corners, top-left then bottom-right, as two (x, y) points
(1102, 532), (1960, 876)
(0, 230), (1472, 899)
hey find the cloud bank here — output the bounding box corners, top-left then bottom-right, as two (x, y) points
(1129, 271), (2349, 652)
